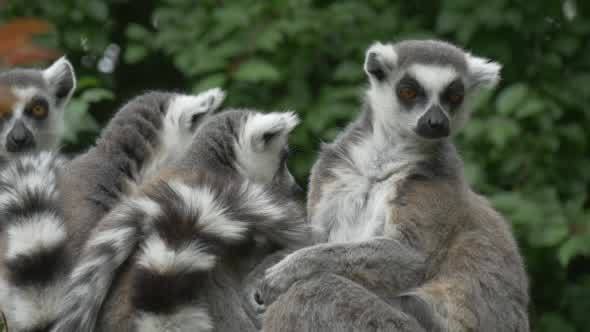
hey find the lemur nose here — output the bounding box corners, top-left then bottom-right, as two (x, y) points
(415, 106), (450, 139)
(427, 117), (445, 128)
(6, 121), (34, 152)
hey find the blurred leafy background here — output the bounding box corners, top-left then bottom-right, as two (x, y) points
(1, 0), (589, 331)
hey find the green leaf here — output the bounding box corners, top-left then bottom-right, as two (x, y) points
(515, 98), (544, 118)
(488, 118), (519, 148)
(125, 45), (148, 64)
(192, 73), (227, 92)
(538, 313), (576, 332)
(126, 23), (150, 41)
(62, 99), (100, 143)
(532, 223), (568, 247)
(333, 61), (364, 82)
(436, 10), (460, 34)
(86, 1), (108, 21)
(256, 28), (283, 52)
(233, 59), (281, 82)
(80, 88), (114, 103)
(496, 83), (528, 115)
(558, 235), (590, 266)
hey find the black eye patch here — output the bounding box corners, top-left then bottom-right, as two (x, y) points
(396, 75), (426, 108)
(396, 75), (423, 91)
(441, 79), (465, 108)
(25, 96), (50, 120)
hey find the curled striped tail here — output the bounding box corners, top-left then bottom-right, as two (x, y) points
(53, 172), (308, 332)
(50, 196), (156, 332)
(130, 177), (308, 331)
(0, 151), (67, 331)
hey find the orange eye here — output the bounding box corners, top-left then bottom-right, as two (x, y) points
(398, 88), (417, 101)
(448, 93), (464, 105)
(31, 104), (47, 118)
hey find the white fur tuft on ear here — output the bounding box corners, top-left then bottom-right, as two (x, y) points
(43, 56), (76, 105)
(167, 87), (226, 130)
(235, 111), (299, 183)
(144, 88), (226, 181)
(466, 54), (502, 88)
(364, 42), (398, 81)
(242, 111), (299, 152)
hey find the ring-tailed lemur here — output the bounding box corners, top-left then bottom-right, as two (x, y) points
(0, 87), (224, 332)
(258, 40), (529, 332)
(0, 57), (75, 158)
(0, 57), (75, 332)
(51, 108), (309, 332)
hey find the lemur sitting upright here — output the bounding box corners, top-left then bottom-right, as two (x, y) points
(258, 40), (529, 332)
(51, 103), (309, 331)
(0, 57), (75, 332)
(0, 87), (224, 332)
(0, 57), (75, 158)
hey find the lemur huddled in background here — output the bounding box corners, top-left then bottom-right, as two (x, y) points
(0, 82), (237, 330)
(50, 91), (309, 331)
(258, 40), (529, 332)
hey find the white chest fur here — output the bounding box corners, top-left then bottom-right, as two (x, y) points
(312, 134), (422, 243)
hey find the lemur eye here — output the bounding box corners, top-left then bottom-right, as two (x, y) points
(448, 93), (464, 105)
(31, 104), (48, 118)
(398, 88), (417, 101)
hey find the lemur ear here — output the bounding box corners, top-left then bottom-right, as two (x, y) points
(364, 42), (398, 82)
(466, 54), (502, 88)
(243, 112), (299, 152)
(168, 87), (226, 131)
(43, 57), (76, 107)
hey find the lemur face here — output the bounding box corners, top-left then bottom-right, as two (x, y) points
(0, 57), (75, 156)
(364, 40), (501, 140)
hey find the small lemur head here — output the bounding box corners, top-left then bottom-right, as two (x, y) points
(182, 109), (302, 200)
(364, 40), (501, 140)
(0, 57), (76, 156)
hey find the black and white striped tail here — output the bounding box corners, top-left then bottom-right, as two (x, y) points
(0, 151), (67, 332)
(52, 175), (308, 332)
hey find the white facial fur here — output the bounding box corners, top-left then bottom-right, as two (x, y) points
(0, 57), (76, 157)
(0, 86), (64, 156)
(364, 41), (501, 140)
(408, 64), (463, 134)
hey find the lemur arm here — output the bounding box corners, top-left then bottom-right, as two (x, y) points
(263, 272), (429, 332)
(258, 238), (444, 332)
(258, 237), (426, 304)
(59, 93), (166, 252)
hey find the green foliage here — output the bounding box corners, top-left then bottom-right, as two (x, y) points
(2, 0), (590, 331)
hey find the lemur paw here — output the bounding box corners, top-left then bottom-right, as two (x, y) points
(256, 250), (314, 307)
(99, 94), (165, 159)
